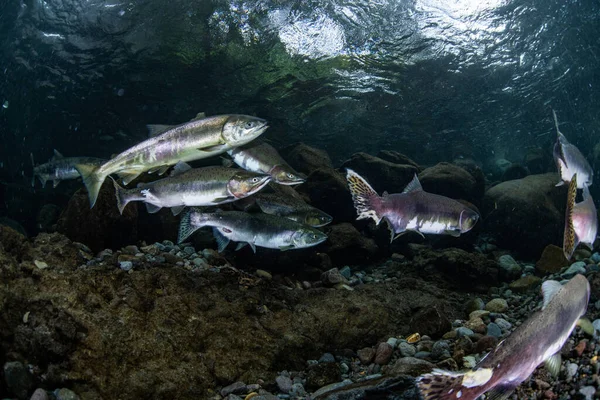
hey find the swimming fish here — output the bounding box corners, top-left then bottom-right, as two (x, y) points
(248, 192), (333, 227)
(563, 173), (598, 260)
(227, 141), (305, 185)
(417, 274), (590, 400)
(76, 113), (269, 207)
(345, 169), (479, 241)
(32, 149), (105, 188)
(178, 209), (328, 252)
(553, 110), (593, 188)
(112, 162), (271, 215)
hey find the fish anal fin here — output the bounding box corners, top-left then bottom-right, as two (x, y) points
(198, 144), (227, 153)
(485, 383), (518, 400)
(52, 149), (64, 160)
(52, 179), (61, 188)
(171, 205), (185, 216)
(541, 280), (563, 310)
(147, 124), (175, 138)
(544, 353), (561, 377)
(170, 161), (192, 177)
(212, 228), (230, 253)
(249, 243), (257, 253)
(117, 170), (143, 185)
(444, 229), (461, 237)
(235, 242), (247, 251)
(145, 203), (162, 214)
(563, 173), (578, 260)
(403, 174), (423, 193)
(148, 165), (170, 175)
(278, 245), (293, 251)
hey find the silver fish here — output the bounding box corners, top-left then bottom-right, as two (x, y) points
(417, 274), (590, 400)
(563, 173), (598, 260)
(251, 192), (332, 227)
(178, 210), (328, 252)
(76, 114), (269, 208)
(345, 169), (479, 241)
(112, 162), (271, 215)
(553, 110), (593, 188)
(227, 141), (305, 185)
(32, 149), (105, 188)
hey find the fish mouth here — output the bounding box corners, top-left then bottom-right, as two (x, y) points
(248, 175), (272, 194)
(278, 176), (305, 185)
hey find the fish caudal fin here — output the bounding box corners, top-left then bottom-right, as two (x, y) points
(178, 209), (201, 244)
(111, 177), (130, 215)
(563, 173), (579, 260)
(345, 169), (382, 225)
(75, 163), (106, 208)
(417, 369), (468, 400)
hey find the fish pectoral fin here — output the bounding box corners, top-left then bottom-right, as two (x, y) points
(541, 280), (563, 310)
(52, 149), (64, 160)
(148, 165), (170, 175)
(221, 156), (234, 168)
(198, 144), (227, 153)
(145, 203), (162, 214)
(235, 242), (247, 251)
(213, 196), (234, 203)
(555, 181), (565, 187)
(171, 205), (186, 216)
(278, 245), (293, 251)
(249, 243), (257, 253)
(212, 228), (230, 253)
(382, 217), (395, 243)
(170, 161), (192, 177)
(52, 179), (61, 188)
(544, 353), (562, 377)
(444, 229), (461, 237)
(117, 170), (143, 185)
(485, 383), (518, 400)
(577, 318), (596, 336)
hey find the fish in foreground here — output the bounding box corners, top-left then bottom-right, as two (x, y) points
(76, 113), (269, 207)
(248, 192), (332, 227)
(552, 110), (593, 188)
(112, 163), (271, 215)
(563, 173), (598, 260)
(417, 274), (590, 400)
(227, 141), (305, 185)
(178, 210), (328, 252)
(345, 169), (479, 240)
(32, 150), (105, 188)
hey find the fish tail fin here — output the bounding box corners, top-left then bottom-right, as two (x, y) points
(178, 209), (203, 244)
(563, 173), (579, 260)
(552, 109), (561, 136)
(417, 369), (468, 400)
(345, 168), (383, 224)
(75, 163), (106, 208)
(110, 176), (131, 215)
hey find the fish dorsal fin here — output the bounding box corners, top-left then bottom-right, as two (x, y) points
(170, 161), (192, 177)
(191, 112), (206, 121)
(544, 353), (561, 377)
(563, 174), (578, 260)
(541, 280), (563, 309)
(147, 124), (175, 138)
(485, 383), (518, 400)
(552, 109), (562, 138)
(403, 174), (422, 193)
(52, 149), (64, 160)
(212, 227), (230, 253)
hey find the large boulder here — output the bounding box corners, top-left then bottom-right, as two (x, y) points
(482, 173), (567, 259)
(418, 162), (483, 206)
(57, 181), (138, 253)
(376, 150), (422, 171)
(341, 152), (418, 194)
(279, 142), (333, 175)
(296, 168), (356, 223)
(322, 223), (379, 266)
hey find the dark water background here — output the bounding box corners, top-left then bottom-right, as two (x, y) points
(1, 0), (599, 235)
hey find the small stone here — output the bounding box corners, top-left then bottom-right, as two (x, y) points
(436, 357), (458, 371)
(534, 379), (551, 390)
(398, 342), (416, 357)
(357, 347), (376, 364)
(509, 275), (542, 292)
(4, 361), (33, 399)
(30, 388), (49, 400)
(123, 245), (139, 255)
(454, 336), (473, 355)
(289, 383), (306, 397)
(485, 298), (508, 313)
(468, 310), (490, 320)
(220, 381), (246, 397)
(374, 342), (394, 365)
(321, 268), (349, 286)
(456, 327), (474, 337)
(54, 388), (80, 400)
(574, 340), (587, 357)
(386, 337), (398, 348)
(119, 260), (133, 271)
(319, 353), (335, 363)
(464, 297), (485, 315)
(339, 362), (349, 374)
(385, 357), (435, 376)
(339, 266), (352, 279)
(245, 384), (260, 392)
(255, 269), (272, 280)
(474, 335), (498, 353)
(276, 375), (293, 393)
(592, 253), (600, 263)
(566, 362), (578, 381)
(442, 330), (457, 339)
(536, 244), (569, 273)
(486, 323), (502, 338)
(579, 386), (596, 400)
(463, 356), (477, 369)
(498, 254), (522, 277)
(310, 380), (353, 399)
(494, 318), (512, 331)
(183, 246), (195, 255)
(192, 258), (208, 268)
(306, 362), (341, 390)
(465, 317), (486, 334)
(414, 351), (431, 359)
(34, 260), (49, 269)
(431, 341), (450, 360)
(562, 262), (586, 279)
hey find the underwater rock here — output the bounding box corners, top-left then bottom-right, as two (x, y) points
(36, 204), (62, 233)
(385, 357), (435, 376)
(322, 223), (379, 266)
(0, 216), (28, 237)
(482, 173), (567, 259)
(497, 254), (522, 279)
(409, 306), (452, 339)
(341, 152), (418, 194)
(374, 342), (394, 365)
(501, 163), (529, 182)
(306, 362), (341, 391)
(418, 162), (483, 206)
(279, 142), (333, 175)
(357, 347), (376, 365)
(57, 181), (138, 253)
(508, 275), (542, 292)
(296, 168), (355, 223)
(0, 225), (31, 261)
(376, 150), (422, 171)
(4, 361), (33, 399)
(536, 244), (569, 273)
(485, 298), (508, 313)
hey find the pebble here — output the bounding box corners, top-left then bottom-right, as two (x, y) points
(310, 380), (353, 399)
(255, 269), (272, 280)
(339, 362), (349, 374)
(119, 261), (133, 271)
(123, 245), (139, 255)
(276, 375), (292, 393)
(319, 353), (336, 363)
(579, 386), (596, 400)
(398, 342), (416, 357)
(468, 310), (490, 320)
(374, 342), (393, 365)
(414, 351), (431, 359)
(464, 298), (485, 315)
(561, 261), (586, 279)
(339, 266), (352, 279)
(463, 355), (477, 369)
(566, 362), (578, 381)
(289, 383), (306, 397)
(183, 246), (195, 255)
(220, 381), (246, 397)
(592, 252), (600, 263)
(386, 337), (398, 348)
(456, 327), (474, 337)
(498, 254), (522, 276)
(486, 323), (502, 338)
(357, 347), (375, 364)
(509, 275), (542, 292)
(592, 319), (600, 334)
(485, 298), (508, 313)
(30, 388), (49, 400)
(192, 258), (208, 268)
(54, 388), (79, 400)
(431, 341), (450, 360)
(321, 268), (348, 286)
(494, 318), (512, 331)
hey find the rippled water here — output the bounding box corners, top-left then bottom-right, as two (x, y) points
(1, 0), (599, 225)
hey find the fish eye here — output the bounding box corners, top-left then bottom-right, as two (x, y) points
(286, 173), (295, 179)
(244, 121), (256, 129)
(251, 177), (260, 183)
